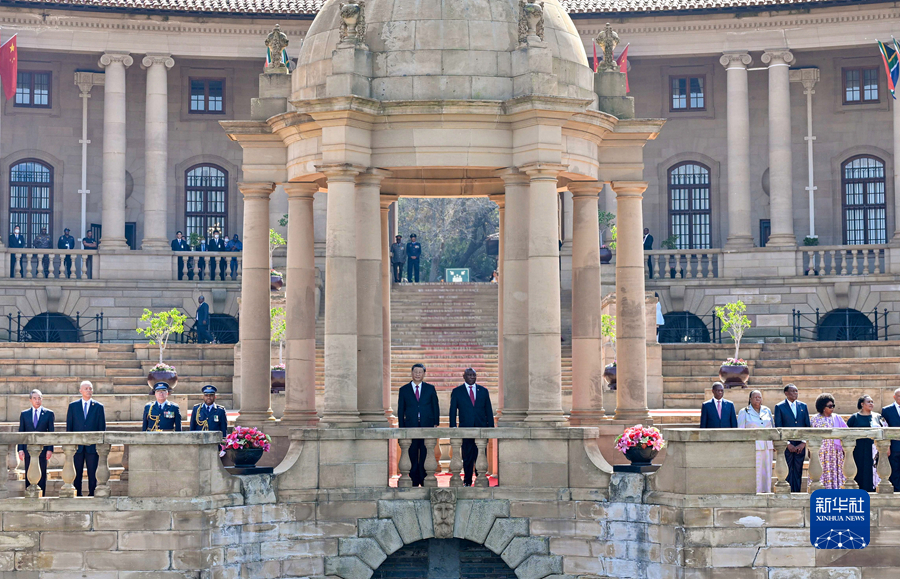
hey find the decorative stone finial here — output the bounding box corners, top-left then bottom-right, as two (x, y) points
(265, 24), (290, 74)
(339, 1), (367, 46)
(518, 1), (545, 45)
(430, 488), (456, 539)
(596, 23), (620, 72)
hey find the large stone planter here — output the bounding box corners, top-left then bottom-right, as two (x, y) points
(600, 247), (613, 264)
(271, 369), (286, 393)
(230, 448), (264, 468)
(624, 445), (659, 466)
(603, 365), (617, 390)
(719, 364), (750, 388)
(271, 275), (283, 291)
(147, 370), (178, 392)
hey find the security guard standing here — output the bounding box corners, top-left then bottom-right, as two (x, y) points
(142, 382), (183, 431)
(190, 385), (228, 438)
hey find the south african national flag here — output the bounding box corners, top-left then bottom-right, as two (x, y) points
(877, 39), (899, 99)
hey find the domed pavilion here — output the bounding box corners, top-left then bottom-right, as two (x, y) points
(222, 0), (664, 431)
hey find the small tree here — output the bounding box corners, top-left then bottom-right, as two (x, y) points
(269, 228), (286, 271)
(715, 300), (752, 361)
(601, 314), (616, 366)
(598, 211), (616, 247)
(271, 306), (286, 365)
(136, 308), (188, 365)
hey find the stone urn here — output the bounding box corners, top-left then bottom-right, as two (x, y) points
(600, 247), (613, 264)
(271, 274), (283, 291)
(624, 445), (658, 466)
(719, 364), (750, 388)
(230, 448), (264, 469)
(147, 368), (178, 392)
(271, 368), (286, 393)
(603, 364), (617, 390)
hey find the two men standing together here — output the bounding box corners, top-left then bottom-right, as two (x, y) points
(389, 234), (422, 283)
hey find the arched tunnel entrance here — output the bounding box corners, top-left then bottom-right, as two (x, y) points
(372, 538), (516, 579)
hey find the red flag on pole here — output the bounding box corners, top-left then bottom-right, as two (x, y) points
(616, 44), (629, 93)
(0, 34), (17, 101)
(592, 40), (598, 73)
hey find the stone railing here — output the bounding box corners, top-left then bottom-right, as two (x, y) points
(6, 248), (97, 279)
(172, 250), (242, 281)
(656, 427), (900, 496)
(0, 431), (233, 499)
(644, 249), (722, 279)
(799, 244), (888, 275)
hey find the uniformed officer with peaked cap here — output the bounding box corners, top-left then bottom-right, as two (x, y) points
(190, 385), (228, 438)
(142, 382), (183, 432)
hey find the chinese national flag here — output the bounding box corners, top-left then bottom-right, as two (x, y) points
(615, 44), (629, 93)
(0, 34), (17, 101)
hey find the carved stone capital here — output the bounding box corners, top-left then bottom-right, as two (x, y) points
(98, 52), (134, 69)
(282, 182), (319, 199)
(237, 181), (276, 199)
(74, 71), (104, 97)
(141, 54), (175, 70)
(719, 51), (752, 70)
(761, 49), (794, 67)
(567, 181), (605, 197)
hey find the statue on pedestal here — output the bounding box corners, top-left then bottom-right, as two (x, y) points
(265, 24), (290, 74)
(596, 23), (620, 72)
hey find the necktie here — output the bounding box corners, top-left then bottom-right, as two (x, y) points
(791, 402), (797, 419)
(716, 400), (721, 419)
(84, 401), (89, 419)
(469, 386), (475, 405)
(415, 385), (420, 401)
(33, 409), (38, 429)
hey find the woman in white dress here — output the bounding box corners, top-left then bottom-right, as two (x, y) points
(737, 389), (775, 493)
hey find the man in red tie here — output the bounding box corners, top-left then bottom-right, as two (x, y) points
(449, 368), (495, 486)
(699, 382), (737, 428)
(397, 364), (440, 486)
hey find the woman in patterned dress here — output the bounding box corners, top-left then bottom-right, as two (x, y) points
(737, 390), (775, 493)
(810, 393), (846, 489)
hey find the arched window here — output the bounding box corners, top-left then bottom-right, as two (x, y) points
(842, 156), (886, 245)
(817, 308), (875, 341)
(668, 162), (711, 249)
(660, 311), (711, 343)
(9, 160), (53, 244)
(185, 164), (228, 240)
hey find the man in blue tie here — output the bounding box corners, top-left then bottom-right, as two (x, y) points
(18, 389), (54, 495)
(773, 383), (811, 492)
(699, 382), (737, 428)
(66, 380), (106, 496)
(190, 385), (228, 438)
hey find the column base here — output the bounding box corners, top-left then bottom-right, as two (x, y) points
(320, 412), (362, 427)
(141, 237), (171, 251)
(236, 410), (274, 428)
(523, 411), (568, 427)
(99, 238), (130, 252)
(764, 233), (797, 248)
(568, 410), (607, 426)
(497, 410), (528, 426)
(613, 408), (652, 423)
(358, 413), (389, 426)
(724, 235), (754, 250)
(280, 410), (320, 427)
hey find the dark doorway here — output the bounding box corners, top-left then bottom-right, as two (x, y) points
(22, 313), (81, 343)
(125, 222), (137, 250)
(209, 314), (239, 344)
(816, 308), (876, 341)
(759, 219), (771, 248)
(372, 539), (516, 579)
(660, 311), (711, 343)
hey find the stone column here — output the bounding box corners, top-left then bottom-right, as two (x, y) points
(893, 87), (900, 242)
(613, 181), (651, 422)
(98, 52), (133, 251)
(496, 171), (529, 424)
(320, 165), (361, 425)
(488, 193), (505, 418)
(140, 54), (174, 250)
(237, 182), (276, 427)
(720, 52), (754, 249)
(357, 170), (388, 425)
(281, 182), (319, 427)
(761, 49), (796, 247)
(568, 181), (605, 425)
(381, 194), (399, 419)
(523, 164), (565, 424)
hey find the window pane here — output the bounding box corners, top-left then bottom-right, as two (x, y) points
(15, 72), (31, 105)
(690, 77), (704, 109)
(9, 161), (53, 244)
(33, 73), (50, 106)
(668, 163), (712, 250)
(671, 78), (687, 109)
(843, 157), (887, 244)
(845, 69), (861, 102)
(863, 69), (879, 101)
(208, 81), (224, 112)
(190, 80), (206, 111)
(185, 165), (228, 239)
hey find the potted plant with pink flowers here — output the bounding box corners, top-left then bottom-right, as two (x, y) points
(614, 424), (665, 465)
(223, 426), (272, 468)
(715, 301), (752, 388)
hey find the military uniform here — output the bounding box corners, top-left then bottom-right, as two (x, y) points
(142, 400), (183, 431)
(190, 402), (228, 438)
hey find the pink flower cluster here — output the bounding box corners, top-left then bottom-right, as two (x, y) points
(724, 358), (748, 366)
(223, 426), (272, 452)
(150, 363), (176, 373)
(614, 424), (665, 454)
(271, 363), (286, 371)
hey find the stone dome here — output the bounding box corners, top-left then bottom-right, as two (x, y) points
(293, 0), (594, 102)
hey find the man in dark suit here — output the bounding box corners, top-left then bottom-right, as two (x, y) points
(397, 363), (440, 486)
(773, 383), (811, 492)
(881, 387), (900, 492)
(8, 225), (25, 278)
(196, 295), (212, 344)
(406, 234), (421, 283)
(207, 231), (227, 280)
(449, 368), (495, 486)
(17, 389), (54, 495)
(171, 231), (190, 280)
(65, 380), (107, 496)
(57, 228), (76, 278)
(699, 382), (738, 428)
(643, 227), (654, 278)
(190, 385), (228, 438)
(142, 383), (183, 431)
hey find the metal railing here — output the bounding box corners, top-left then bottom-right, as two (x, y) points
(658, 311), (721, 344)
(792, 308), (889, 342)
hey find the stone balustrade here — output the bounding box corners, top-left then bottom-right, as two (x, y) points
(657, 427), (900, 496)
(799, 244), (888, 275)
(0, 431), (233, 499)
(5, 248), (97, 280)
(644, 249), (723, 279)
(172, 250), (242, 281)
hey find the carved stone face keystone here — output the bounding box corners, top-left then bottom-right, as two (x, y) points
(430, 488), (456, 539)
